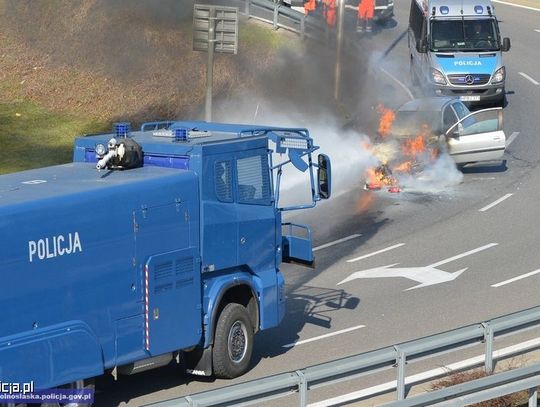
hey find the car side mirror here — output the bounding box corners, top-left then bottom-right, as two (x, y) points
(501, 37), (511, 52)
(317, 154), (331, 200)
(416, 38), (427, 53)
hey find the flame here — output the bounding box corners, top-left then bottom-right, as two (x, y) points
(402, 135), (426, 157)
(377, 104), (396, 138)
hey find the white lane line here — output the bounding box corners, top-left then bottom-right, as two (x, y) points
(506, 131), (520, 147)
(479, 193), (513, 212)
(536, 29), (540, 33)
(282, 325), (366, 348)
(519, 72), (540, 85)
(308, 337), (540, 407)
(492, 0), (540, 11)
(379, 66), (415, 100)
(313, 234), (362, 252)
(346, 243), (405, 263)
(492, 269), (540, 287)
(427, 243), (499, 268)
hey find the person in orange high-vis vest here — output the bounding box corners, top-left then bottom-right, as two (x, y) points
(323, 0), (337, 27)
(304, 0), (316, 15)
(357, 0), (375, 33)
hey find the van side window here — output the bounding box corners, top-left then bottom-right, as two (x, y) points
(215, 161), (233, 202)
(236, 155), (271, 205)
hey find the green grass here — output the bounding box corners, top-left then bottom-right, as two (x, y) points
(0, 101), (107, 174)
(240, 22), (292, 50)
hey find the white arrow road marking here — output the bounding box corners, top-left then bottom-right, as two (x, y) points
(338, 243), (498, 290)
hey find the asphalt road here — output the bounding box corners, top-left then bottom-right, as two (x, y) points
(95, 1), (540, 406)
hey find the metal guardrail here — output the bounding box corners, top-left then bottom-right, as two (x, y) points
(199, 0), (327, 39)
(146, 305), (540, 407)
(383, 362), (540, 407)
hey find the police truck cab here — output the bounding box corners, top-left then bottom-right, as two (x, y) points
(408, 0), (510, 106)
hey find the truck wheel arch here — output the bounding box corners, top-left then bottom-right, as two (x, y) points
(205, 280), (259, 348)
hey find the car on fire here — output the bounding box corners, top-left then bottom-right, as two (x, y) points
(391, 96), (506, 166)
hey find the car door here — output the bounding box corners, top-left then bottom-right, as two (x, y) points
(445, 105), (506, 164)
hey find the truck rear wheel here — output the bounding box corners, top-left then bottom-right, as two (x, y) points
(213, 303), (254, 379)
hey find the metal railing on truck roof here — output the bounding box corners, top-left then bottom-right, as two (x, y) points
(144, 305), (540, 406)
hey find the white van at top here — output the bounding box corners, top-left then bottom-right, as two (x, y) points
(408, 0), (511, 106)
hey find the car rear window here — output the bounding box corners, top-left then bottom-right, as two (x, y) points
(392, 111), (441, 137)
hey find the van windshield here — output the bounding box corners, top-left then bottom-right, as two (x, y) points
(430, 19), (500, 52)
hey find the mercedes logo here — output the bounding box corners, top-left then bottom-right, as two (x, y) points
(465, 75), (475, 85)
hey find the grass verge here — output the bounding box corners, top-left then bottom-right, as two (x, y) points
(0, 101), (107, 174)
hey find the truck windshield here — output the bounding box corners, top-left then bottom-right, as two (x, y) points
(430, 19), (499, 52)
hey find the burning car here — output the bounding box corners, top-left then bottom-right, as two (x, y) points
(365, 97), (506, 190)
(391, 97), (506, 165)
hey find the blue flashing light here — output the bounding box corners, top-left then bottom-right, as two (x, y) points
(114, 122), (131, 138)
(174, 127), (188, 142)
(474, 5), (483, 13)
(439, 6), (449, 14)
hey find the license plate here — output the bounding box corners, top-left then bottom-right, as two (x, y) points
(460, 95), (481, 102)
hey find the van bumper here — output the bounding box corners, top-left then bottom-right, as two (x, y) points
(433, 84), (505, 105)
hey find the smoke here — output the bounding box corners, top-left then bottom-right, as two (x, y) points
(395, 153), (464, 193)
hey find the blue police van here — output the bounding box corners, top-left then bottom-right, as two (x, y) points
(408, 0), (511, 106)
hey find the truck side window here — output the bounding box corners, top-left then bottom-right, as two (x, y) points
(215, 161), (233, 202)
(237, 155), (271, 205)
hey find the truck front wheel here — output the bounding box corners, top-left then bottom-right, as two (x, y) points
(213, 303), (254, 379)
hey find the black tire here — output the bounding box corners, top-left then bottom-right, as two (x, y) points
(213, 303), (254, 379)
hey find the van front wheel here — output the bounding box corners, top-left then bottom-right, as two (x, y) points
(213, 303), (254, 379)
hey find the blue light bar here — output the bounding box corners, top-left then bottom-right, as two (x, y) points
(474, 5), (483, 13)
(174, 127), (188, 142)
(114, 122), (131, 138)
(439, 6), (449, 14)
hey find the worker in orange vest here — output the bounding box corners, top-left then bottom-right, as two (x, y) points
(323, 0), (337, 27)
(357, 0), (375, 33)
(304, 0), (316, 15)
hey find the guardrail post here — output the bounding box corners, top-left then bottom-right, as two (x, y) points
(482, 322), (494, 374)
(529, 387), (538, 407)
(245, 0), (250, 17)
(296, 370), (308, 407)
(395, 346), (406, 400)
(273, 3), (279, 30)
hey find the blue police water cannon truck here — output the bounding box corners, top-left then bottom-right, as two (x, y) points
(409, 0), (511, 106)
(0, 120), (331, 400)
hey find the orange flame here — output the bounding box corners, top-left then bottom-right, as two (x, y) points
(402, 135), (426, 157)
(377, 104), (396, 138)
